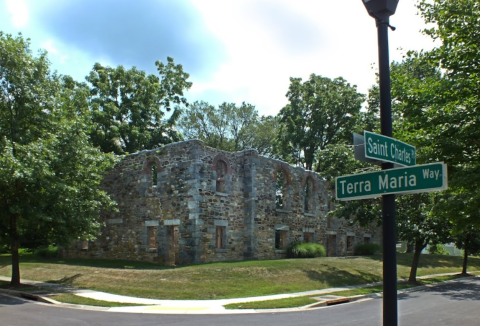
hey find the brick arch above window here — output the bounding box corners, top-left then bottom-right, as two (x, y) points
(212, 154), (232, 193)
(273, 164), (292, 185)
(302, 173), (318, 214)
(301, 173), (319, 191)
(211, 154), (232, 174)
(141, 155), (162, 175)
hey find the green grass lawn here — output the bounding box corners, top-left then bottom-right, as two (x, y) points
(49, 293), (146, 307)
(0, 252), (478, 300)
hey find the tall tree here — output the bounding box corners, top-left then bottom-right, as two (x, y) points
(396, 193), (452, 283)
(0, 33), (117, 286)
(435, 191), (480, 275)
(276, 75), (365, 171)
(178, 101), (277, 155)
(417, 0), (480, 215)
(86, 58), (191, 154)
(397, 1), (480, 275)
(327, 53), (453, 283)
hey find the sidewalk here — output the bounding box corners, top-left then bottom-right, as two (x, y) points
(0, 273), (470, 314)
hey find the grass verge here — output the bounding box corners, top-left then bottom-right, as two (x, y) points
(0, 280), (145, 307)
(49, 293), (146, 307)
(223, 274), (470, 309)
(226, 296), (319, 310)
(1, 253), (479, 300)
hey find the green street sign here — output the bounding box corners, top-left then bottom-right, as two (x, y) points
(364, 131), (416, 166)
(335, 162), (447, 201)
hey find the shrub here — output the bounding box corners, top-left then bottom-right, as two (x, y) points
(36, 246), (59, 259)
(0, 245), (9, 254)
(354, 243), (381, 256)
(287, 242), (326, 258)
(427, 244), (450, 255)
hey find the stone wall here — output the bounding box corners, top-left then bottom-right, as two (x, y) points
(61, 140), (381, 264)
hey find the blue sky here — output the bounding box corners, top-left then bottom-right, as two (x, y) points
(0, 0), (436, 116)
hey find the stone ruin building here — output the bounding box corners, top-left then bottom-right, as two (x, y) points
(61, 140), (380, 265)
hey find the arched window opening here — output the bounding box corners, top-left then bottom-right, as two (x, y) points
(304, 177), (315, 213)
(275, 170), (286, 209)
(152, 163), (158, 186)
(216, 160), (227, 193)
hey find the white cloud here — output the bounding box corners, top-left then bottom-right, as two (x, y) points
(40, 39), (58, 54)
(6, 0), (29, 28)
(2, 0), (437, 117)
(40, 39), (70, 64)
(188, 0), (436, 116)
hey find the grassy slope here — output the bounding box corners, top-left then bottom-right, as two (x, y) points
(0, 253), (478, 300)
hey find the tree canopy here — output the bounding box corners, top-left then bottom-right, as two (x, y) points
(276, 74), (365, 171)
(178, 101), (278, 156)
(86, 58), (191, 154)
(0, 33), (117, 286)
(417, 0), (480, 198)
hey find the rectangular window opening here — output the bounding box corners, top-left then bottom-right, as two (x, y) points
(148, 226), (158, 249)
(347, 236), (355, 253)
(216, 226), (226, 249)
(275, 230), (287, 250)
(304, 232), (314, 243)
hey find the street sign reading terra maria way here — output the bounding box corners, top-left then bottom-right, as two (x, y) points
(335, 162), (448, 201)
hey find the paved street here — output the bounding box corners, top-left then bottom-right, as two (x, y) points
(1, 277), (479, 326)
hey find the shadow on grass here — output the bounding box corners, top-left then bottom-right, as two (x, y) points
(303, 266), (381, 287)
(0, 254), (170, 271)
(47, 273), (83, 286)
(352, 253), (480, 271)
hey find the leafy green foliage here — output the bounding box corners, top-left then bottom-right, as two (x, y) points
(388, 0), (480, 275)
(316, 144), (372, 182)
(286, 242), (326, 258)
(86, 58), (191, 154)
(318, 144), (381, 227)
(415, 0), (480, 205)
(0, 245), (8, 254)
(275, 75), (365, 170)
(35, 246), (59, 259)
(178, 101), (278, 155)
(354, 243), (381, 256)
(427, 244), (450, 256)
(0, 32), (117, 285)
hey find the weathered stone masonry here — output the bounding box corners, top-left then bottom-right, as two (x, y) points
(62, 140), (380, 264)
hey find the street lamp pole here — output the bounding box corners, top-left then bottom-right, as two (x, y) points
(361, 1), (399, 326)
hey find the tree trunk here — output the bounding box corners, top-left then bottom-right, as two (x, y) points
(10, 214), (21, 286)
(408, 241), (425, 283)
(462, 238), (469, 275)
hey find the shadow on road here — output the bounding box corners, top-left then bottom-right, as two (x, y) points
(430, 279), (480, 301)
(0, 294), (28, 307)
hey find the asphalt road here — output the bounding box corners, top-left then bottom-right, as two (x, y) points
(1, 277), (479, 326)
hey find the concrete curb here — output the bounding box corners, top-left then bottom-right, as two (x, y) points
(1, 273), (477, 314)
